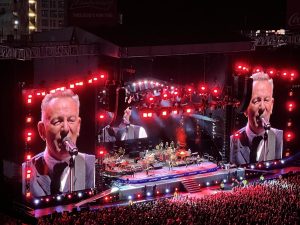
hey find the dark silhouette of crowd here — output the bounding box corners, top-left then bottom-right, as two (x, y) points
(2, 173), (299, 224)
(34, 173), (300, 225)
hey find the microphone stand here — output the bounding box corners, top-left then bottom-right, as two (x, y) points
(262, 123), (270, 161)
(68, 149), (78, 193)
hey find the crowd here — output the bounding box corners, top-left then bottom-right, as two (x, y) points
(2, 173), (299, 224)
(34, 173), (300, 225)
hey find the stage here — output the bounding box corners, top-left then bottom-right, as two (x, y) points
(30, 162), (245, 217)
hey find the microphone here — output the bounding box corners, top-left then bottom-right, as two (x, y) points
(62, 137), (78, 156)
(259, 116), (271, 130)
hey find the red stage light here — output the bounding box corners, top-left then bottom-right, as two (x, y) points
(75, 81), (84, 86)
(286, 101), (296, 112)
(99, 114), (105, 120)
(142, 111), (153, 118)
(69, 84), (75, 89)
(162, 93), (168, 99)
(187, 87), (193, 93)
(148, 97), (155, 102)
(211, 87), (220, 96)
(199, 84), (208, 93)
(266, 68), (276, 77)
(26, 153), (32, 160)
(253, 66), (263, 73)
(98, 148), (106, 156)
(233, 132), (240, 139)
(284, 131), (295, 142)
(287, 119), (292, 127)
(185, 108), (192, 114)
(26, 116), (32, 123)
(172, 109), (179, 115)
(26, 192), (31, 198)
(234, 62), (250, 75)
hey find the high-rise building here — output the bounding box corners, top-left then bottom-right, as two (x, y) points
(0, 0), (67, 42)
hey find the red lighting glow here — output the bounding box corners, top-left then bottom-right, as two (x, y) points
(284, 131), (295, 142)
(172, 109), (179, 115)
(233, 132), (240, 139)
(253, 66), (263, 73)
(186, 108), (192, 113)
(99, 114), (105, 120)
(26, 116), (32, 123)
(234, 62), (250, 75)
(286, 101), (296, 112)
(142, 112), (153, 118)
(26, 155), (31, 161)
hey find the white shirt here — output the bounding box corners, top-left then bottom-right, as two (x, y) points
(44, 149), (70, 192)
(245, 124), (265, 161)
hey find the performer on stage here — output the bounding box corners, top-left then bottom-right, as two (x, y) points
(102, 106), (147, 142)
(22, 89), (95, 197)
(230, 72), (283, 165)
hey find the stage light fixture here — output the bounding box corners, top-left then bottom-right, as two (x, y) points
(26, 153), (32, 161)
(26, 116), (32, 123)
(146, 192), (151, 196)
(286, 101), (296, 112)
(284, 130), (295, 142)
(172, 109), (179, 115)
(253, 66), (263, 73)
(128, 195), (132, 200)
(266, 68), (276, 77)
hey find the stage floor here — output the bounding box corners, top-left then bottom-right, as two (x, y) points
(115, 161), (218, 184)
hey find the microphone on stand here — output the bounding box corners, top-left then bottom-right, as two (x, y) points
(62, 137), (78, 156)
(259, 116), (271, 131)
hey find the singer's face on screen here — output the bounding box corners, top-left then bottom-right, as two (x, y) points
(38, 97), (81, 160)
(245, 80), (274, 134)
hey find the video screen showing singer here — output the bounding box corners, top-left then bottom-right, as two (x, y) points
(22, 89), (95, 197)
(230, 72), (283, 165)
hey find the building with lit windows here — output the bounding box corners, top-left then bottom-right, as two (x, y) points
(0, 0), (67, 42)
